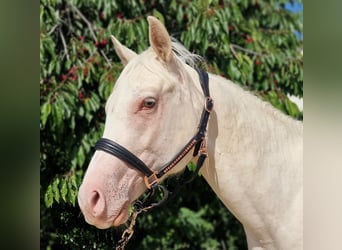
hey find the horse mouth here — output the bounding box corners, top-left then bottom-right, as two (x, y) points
(112, 201), (130, 227)
(81, 200), (131, 229)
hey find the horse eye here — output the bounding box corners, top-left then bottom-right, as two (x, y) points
(143, 97), (156, 109)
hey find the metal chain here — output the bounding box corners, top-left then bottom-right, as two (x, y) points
(115, 204), (151, 250)
(114, 156), (206, 249)
(114, 186), (167, 250)
(115, 209), (140, 250)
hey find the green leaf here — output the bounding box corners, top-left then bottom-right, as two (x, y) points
(44, 184), (54, 208)
(262, 80), (269, 91)
(77, 145), (85, 166)
(69, 116), (75, 130)
(51, 102), (64, 129)
(70, 174), (77, 189)
(60, 178), (68, 202)
(68, 189), (77, 206)
(268, 90), (278, 99)
(52, 178), (60, 203)
(197, 0), (210, 11)
(285, 98), (300, 117)
(85, 112), (92, 123)
(187, 161), (196, 172)
(78, 106), (84, 117)
(41, 102), (51, 126)
(67, 175), (77, 206)
(152, 9), (164, 24)
(227, 60), (241, 80)
(55, 61), (61, 74)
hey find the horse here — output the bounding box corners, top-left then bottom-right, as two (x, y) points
(78, 16), (303, 250)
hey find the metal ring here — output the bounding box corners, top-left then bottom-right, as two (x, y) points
(204, 97), (214, 112)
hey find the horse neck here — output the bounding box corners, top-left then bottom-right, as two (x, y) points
(201, 74), (303, 249)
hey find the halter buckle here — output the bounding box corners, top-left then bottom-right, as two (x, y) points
(144, 172), (160, 189)
(204, 97), (214, 112)
(199, 136), (208, 156)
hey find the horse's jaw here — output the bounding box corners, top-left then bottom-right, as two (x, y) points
(77, 151), (145, 228)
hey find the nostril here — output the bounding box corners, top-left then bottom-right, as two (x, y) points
(89, 190), (105, 217)
(90, 191), (100, 206)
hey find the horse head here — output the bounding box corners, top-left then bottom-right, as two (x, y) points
(78, 16), (204, 228)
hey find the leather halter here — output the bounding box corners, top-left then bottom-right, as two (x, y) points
(95, 68), (213, 191)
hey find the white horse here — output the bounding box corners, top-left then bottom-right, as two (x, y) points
(78, 16), (303, 250)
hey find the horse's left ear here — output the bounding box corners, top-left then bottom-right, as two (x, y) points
(110, 35), (137, 66)
(147, 16), (172, 63)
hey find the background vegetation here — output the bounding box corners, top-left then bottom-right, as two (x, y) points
(40, 0), (302, 249)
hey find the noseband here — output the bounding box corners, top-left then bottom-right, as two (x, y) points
(94, 68), (213, 204)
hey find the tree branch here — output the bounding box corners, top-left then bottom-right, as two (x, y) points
(47, 24), (59, 36)
(229, 44), (239, 61)
(230, 43), (264, 57)
(99, 50), (112, 68)
(70, 4), (97, 42)
(70, 4), (112, 67)
(59, 28), (69, 60)
(230, 43), (302, 63)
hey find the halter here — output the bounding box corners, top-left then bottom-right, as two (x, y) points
(95, 68), (213, 250)
(94, 68), (213, 203)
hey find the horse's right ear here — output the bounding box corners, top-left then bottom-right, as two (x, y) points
(147, 16), (172, 63)
(110, 35), (137, 66)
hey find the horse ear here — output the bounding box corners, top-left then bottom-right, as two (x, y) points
(147, 16), (172, 63)
(110, 35), (137, 66)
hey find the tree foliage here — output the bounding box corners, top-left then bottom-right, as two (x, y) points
(40, 0), (302, 249)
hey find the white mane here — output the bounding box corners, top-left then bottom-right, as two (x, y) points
(121, 39), (203, 88)
(171, 38), (203, 68)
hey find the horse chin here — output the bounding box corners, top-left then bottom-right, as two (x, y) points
(83, 201), (131, 229)
(112, 202), (130, 227)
